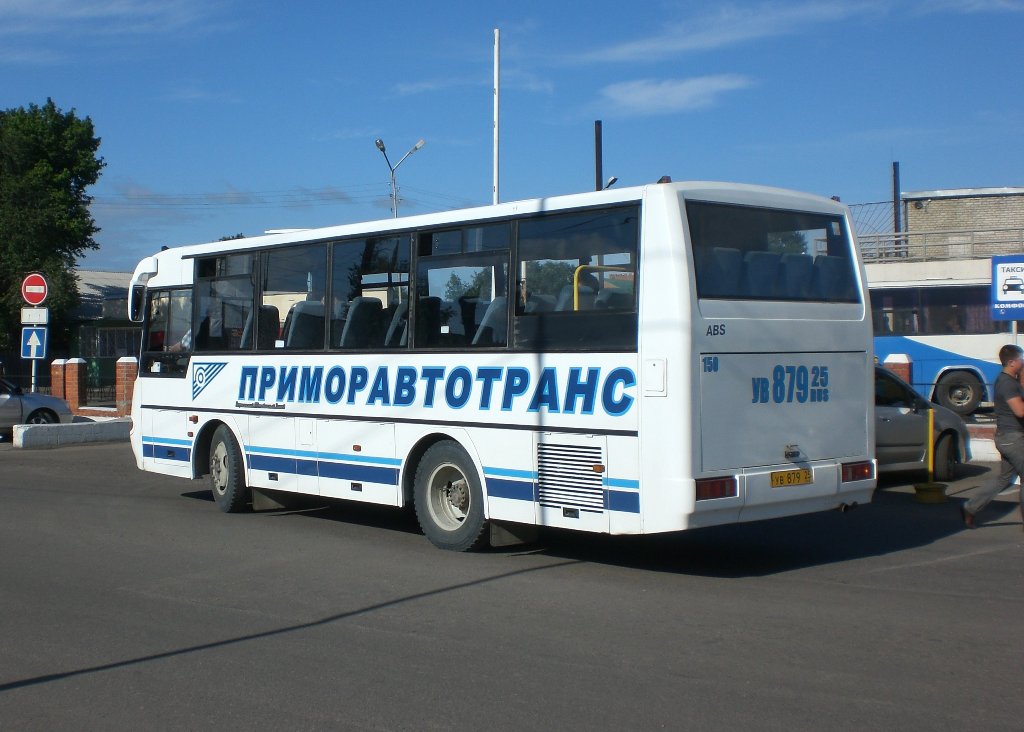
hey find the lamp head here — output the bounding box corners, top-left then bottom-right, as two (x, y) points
(375, 138), (386, 153)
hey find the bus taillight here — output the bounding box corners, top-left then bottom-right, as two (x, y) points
(841, 461), (874, 482)
(695, 476), (738, 501)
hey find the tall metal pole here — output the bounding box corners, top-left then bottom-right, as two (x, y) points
(595, 120), (603, 192)
(493, 28), (500, 205)
(892, 161), (902, 234)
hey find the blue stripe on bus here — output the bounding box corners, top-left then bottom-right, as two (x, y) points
(318, 461), (399, 485)
(606, 489), (640, 513)
(142, 435), (193, 447)
(484, 466), (537, 480)
(143, 442), (192, 462)
(247, 444), (401, 467)
(247, 451), (399, 485)
(604, 477), (639, 490)
(485, 477), (536, 502)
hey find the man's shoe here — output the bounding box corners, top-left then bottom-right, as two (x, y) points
(960, 504), (976, 529)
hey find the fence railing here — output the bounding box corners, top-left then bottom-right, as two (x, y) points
(860, 227), (1024, 262)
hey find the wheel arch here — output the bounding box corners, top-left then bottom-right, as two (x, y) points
(929, 366), (989, 403)
(191, 418), (238, 479)
(400, 430), (487, 516)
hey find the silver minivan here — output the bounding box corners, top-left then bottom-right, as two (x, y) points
(875, 366), (971, 481)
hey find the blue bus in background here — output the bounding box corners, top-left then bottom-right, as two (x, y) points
(870, 282), (1014, 416)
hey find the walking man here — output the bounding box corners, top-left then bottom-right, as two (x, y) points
(962, 343), (1024, 529)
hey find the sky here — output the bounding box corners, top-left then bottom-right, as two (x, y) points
(2, 0), (1023, 272)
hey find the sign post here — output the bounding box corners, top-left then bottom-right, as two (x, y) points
(991, 256), (1024, 345)
(20, 273), (50, 392)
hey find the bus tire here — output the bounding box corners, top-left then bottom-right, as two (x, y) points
(934, 371), (982, 416)
(209, 425), (250, 513)
(414, 440), (488, 552)
(933, 433), (957, 482)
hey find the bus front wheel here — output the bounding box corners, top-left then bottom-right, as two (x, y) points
(934, 371), (982, 416)
(933, 433), (957, 482)
(209, 425), (250, 513)
(413, 441), (488, 552)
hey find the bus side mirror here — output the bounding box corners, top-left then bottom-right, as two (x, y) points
(128, 256), (159, 322)
(129, 284), (147, 323)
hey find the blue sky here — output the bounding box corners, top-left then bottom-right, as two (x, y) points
(2, 0), (1022, 271)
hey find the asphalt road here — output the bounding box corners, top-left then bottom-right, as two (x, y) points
(1, 442), (1021, 731)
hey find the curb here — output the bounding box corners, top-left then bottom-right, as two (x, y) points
(13, 418), (131, 449)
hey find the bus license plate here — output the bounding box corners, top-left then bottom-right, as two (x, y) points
(770, 468), (813, 488)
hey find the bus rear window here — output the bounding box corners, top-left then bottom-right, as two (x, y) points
(687, 201), (859, 303)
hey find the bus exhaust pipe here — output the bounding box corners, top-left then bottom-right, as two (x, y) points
(838, 502), (859, 513)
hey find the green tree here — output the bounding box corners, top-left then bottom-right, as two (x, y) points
(0, 99), (104, 351)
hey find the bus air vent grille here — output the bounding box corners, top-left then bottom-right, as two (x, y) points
(537, 443), (604, 510)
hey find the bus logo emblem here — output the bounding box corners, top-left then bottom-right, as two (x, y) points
(192, 362), (227, 400)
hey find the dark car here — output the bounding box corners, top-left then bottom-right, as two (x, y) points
(875, 366), (971, 481)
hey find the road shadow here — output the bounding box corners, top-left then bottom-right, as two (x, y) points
(180, 466), (1019, 579)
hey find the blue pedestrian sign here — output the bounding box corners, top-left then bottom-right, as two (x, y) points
(21, 326), (48, 360)
(991, 255), (1024, 321)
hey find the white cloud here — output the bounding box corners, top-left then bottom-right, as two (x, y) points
(917, 0), (1024, 12)
(577, 2), (870, 63)
(0, 0), (224, 37)
(599, 75), (753, 116)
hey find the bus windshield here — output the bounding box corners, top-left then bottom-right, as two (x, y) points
(688, 201), (859, 303)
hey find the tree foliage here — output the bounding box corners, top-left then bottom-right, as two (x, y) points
(0, 99), (104, 350)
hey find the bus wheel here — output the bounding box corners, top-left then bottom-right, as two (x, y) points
(933, 433), (957, 482)
(209, 425), (250, 513)
(414, 441), (488, 551)
(935, 372), (982, 416)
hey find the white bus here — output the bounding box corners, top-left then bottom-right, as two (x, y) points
(128, 181), (875, 551)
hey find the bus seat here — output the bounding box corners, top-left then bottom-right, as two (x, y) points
(742, 251), (780, 298)
(778, 253), (813, 299)
(338, 297), (383, 348)
(415, 296), (442, 346)
(524, 293), (556, 313)
(471, 296), (507, 345)
(811, 255), (855, 301)
(384, 300), (409, 347)
(283, 301), (324, 349)
(256, 305), (280, 350)
(700, 247), (742, 298)
(555, 284), (596, 311)
(594, 289), (632, 309)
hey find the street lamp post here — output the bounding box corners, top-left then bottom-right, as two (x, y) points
(375, 138), (425, 218)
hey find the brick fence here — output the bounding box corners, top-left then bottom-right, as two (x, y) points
(51, 356), (137, 418)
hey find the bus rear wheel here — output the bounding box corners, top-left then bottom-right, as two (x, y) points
(414, 441), (488, 552)
(209, 425), (250, 513)
(934, 371), (982, 416)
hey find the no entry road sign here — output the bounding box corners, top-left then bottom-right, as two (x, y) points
(21, 273), (48, 306)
